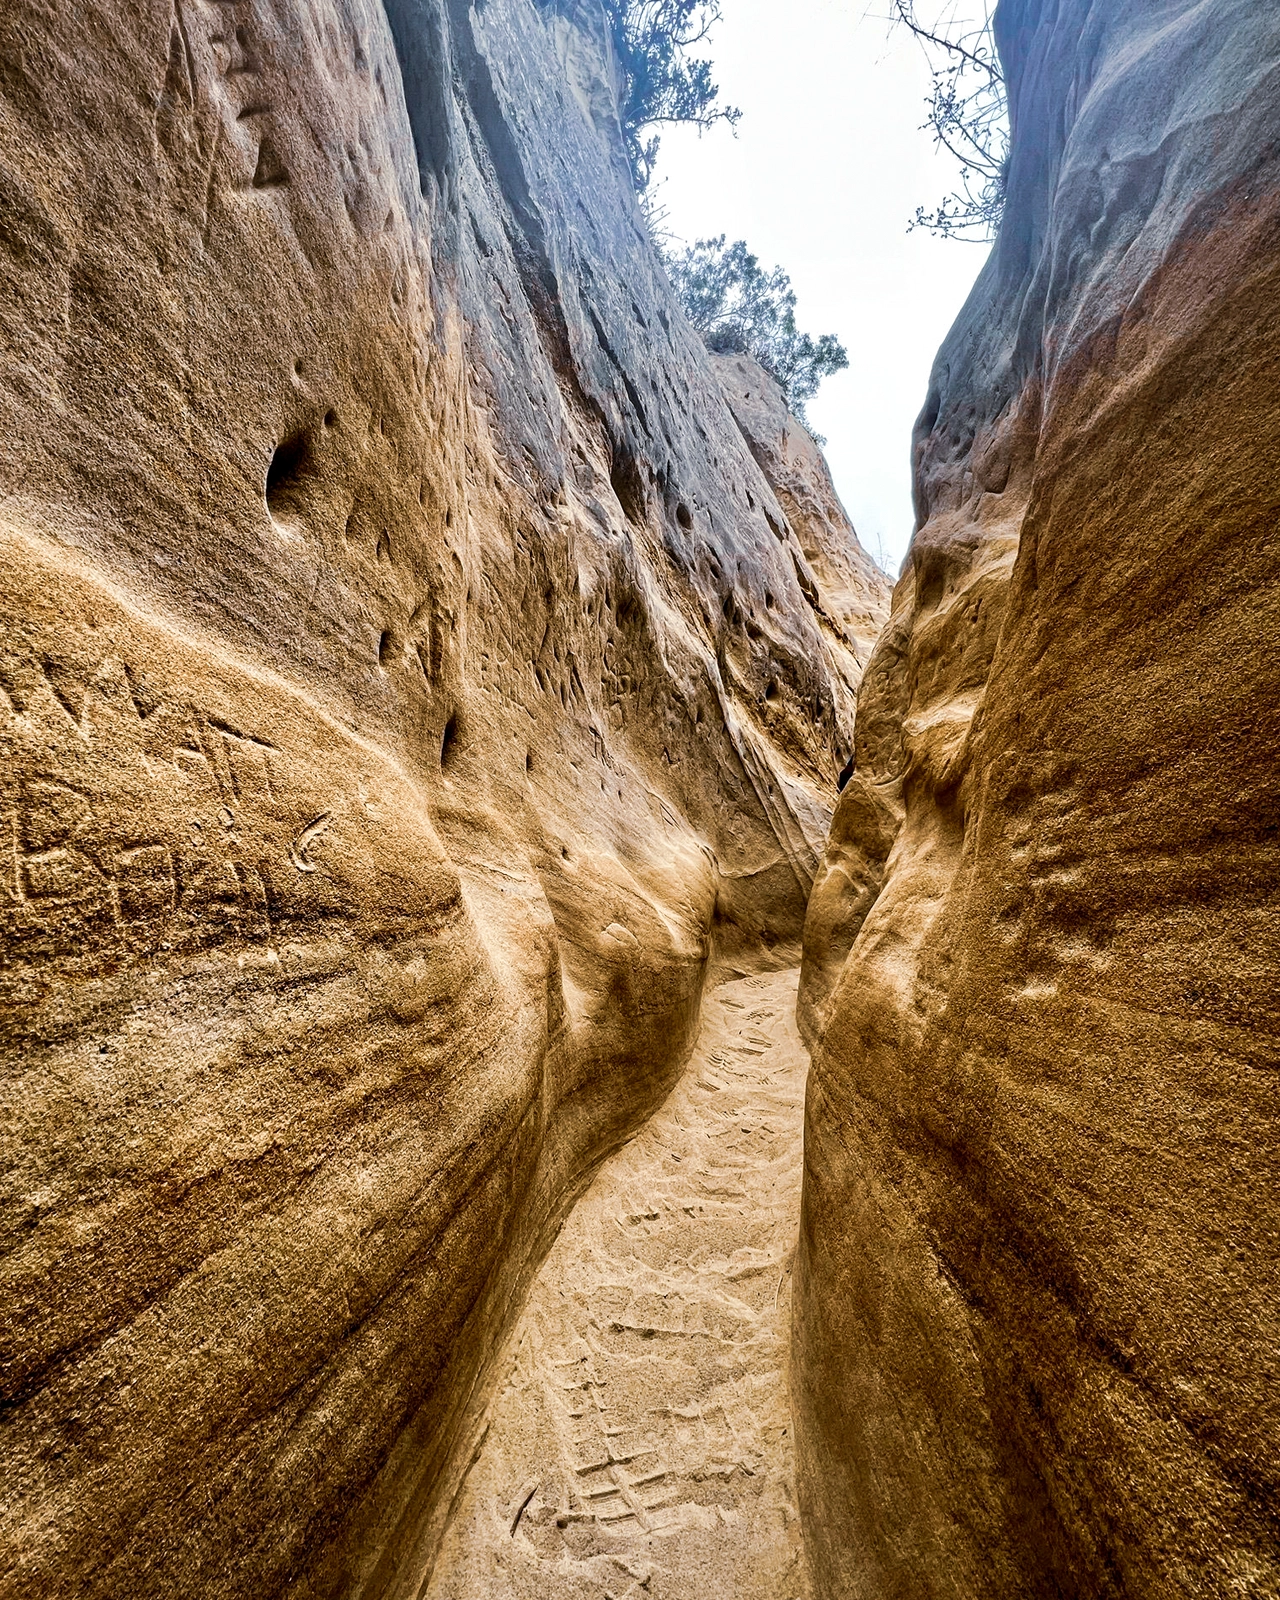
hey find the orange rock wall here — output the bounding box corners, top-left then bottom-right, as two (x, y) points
(796, 0), (1280, 1594)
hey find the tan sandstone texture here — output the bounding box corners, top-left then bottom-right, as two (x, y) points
(0, 0), (885, 1596)
(797, 1), (1280, 1597)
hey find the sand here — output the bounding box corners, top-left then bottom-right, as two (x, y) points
(425, 968), (811, 1600)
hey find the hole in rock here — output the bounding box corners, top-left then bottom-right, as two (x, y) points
(252, 139), (289, 189)
(265, 433), (314, 521)
(440, 714), (460, 772)
(676, 502), (693, 529)
(610, 450), (646, 524)
(377, 629), (394, 668)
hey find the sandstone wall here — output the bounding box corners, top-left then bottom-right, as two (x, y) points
(711, 351), (889, 716)
(0, 2), (884, 1595)
(796, 1), (1280, 1595)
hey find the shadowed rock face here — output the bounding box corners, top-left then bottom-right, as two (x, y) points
(796, 1), (1280, 1597)
(0, 2), (883, 1596)
(711, 352), (889, 720)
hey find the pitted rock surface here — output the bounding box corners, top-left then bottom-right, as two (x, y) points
(796, 2), (1280, 1597)
(0, 2), (883, 1597)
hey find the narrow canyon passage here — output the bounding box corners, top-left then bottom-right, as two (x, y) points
(425, 969), (811, 1600)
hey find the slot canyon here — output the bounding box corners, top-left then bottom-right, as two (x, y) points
(0, 1), (1275, 1598)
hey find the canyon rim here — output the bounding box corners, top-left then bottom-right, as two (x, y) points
(1, 2), (1277, 1600)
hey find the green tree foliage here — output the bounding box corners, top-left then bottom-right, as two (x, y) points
(891, 0), (1009, 240)
(601, 0), (741, 193)
(594, 7), (846, 427)
(665, 236), (849, 430)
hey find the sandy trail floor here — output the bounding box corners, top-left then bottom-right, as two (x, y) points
(425, 967), (811, 1600)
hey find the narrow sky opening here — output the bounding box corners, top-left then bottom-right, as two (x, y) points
(652, 0), (990, 575)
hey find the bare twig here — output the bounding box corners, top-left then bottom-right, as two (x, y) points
(889, 0), (1009, 240)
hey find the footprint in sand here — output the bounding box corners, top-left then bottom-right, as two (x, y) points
(424, 968), (811, 1600)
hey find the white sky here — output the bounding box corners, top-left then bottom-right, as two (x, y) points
(652, 0), (989, 575)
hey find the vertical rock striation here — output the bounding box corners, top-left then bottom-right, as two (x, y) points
(0, 2), (884, 1596)
(711, 352), (889, 736)
(796, 1), (1280, 1596)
